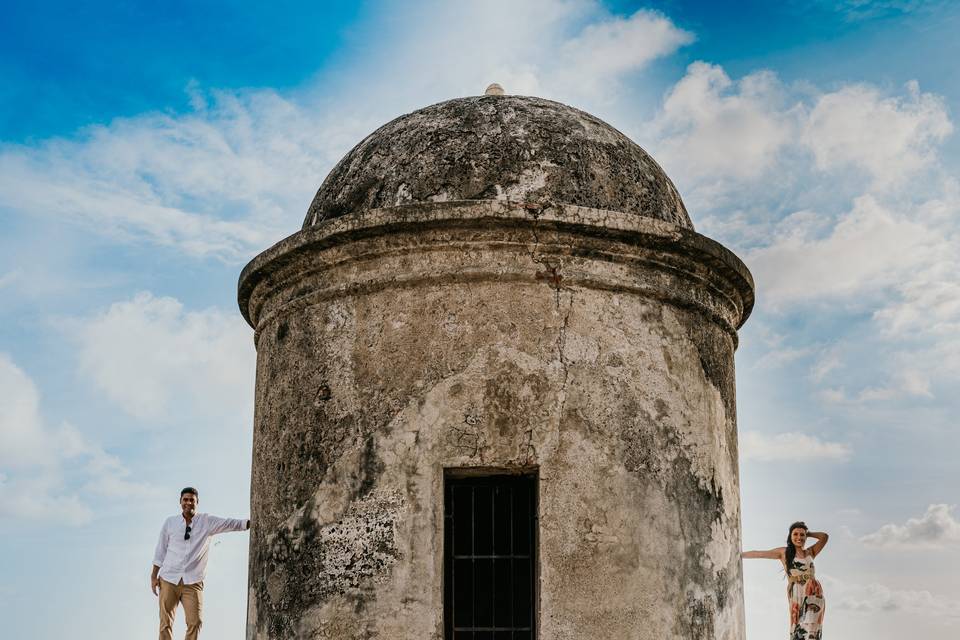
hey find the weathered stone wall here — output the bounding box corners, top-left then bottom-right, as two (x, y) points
(303, 95), (692, 229)
(239, 201), (753, 639)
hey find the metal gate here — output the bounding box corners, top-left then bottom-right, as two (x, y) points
(444, 472), (537, 640)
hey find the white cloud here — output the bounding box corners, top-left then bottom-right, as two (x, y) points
(0, 1), (697, 263)
(858, 368), (934, 401)
(877, 272), (960, 338)
(332, 0), (581, 102)
(644, 72), (960, 409)
(72, 292), (254, 421)
(56, 423), (158, 499)
(821, 366), (937, 404)
(802, 81), (952, 187)
(810, 348), (842, 383)
(0, 89), (363, 261)
(740, 431), (852, 462)
(747, 195), (936, 306)
(729, 164), (959, 397)
(752, 346), (811, 370)
(0, 354), (153, 526)
(649, 67), (951, 195)
(827, 0), (938, 22)
(825, 574), (960, 618)
(746, 324), (813, 370)
(860, 504), (960, 548)
(0, 474), (92, 526)
(335, 0), (690, 109)
(872, 187), (960, 341)
(0, 353), (53, 469)
(650, 62), (799, 181)
(557, 9), (693, 93)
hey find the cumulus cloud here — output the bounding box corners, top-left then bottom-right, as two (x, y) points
(0, 354), (155, 526)
(650, 62), (799, 181)
(802, 81), (952, 187)
(644, 73), (960, 417)
(0, 353), (53, 469)
(877, 271), (960, 338)
(825, 574), (960, 618)
(57, 423), (159, 499)
(860, 369), (934, 400)
(649, 64), (951, 194)
(337, 0), (691, 108)
(819, 366), (936, 404)
(736, 177), (959, 397)
(0, 89), (351, 261)
(860, 504), (960, 548)
(0, 1), (696, 263)
(72, 292), (255, 421)
(557, 9), (693, 94)
(0, 475), (92, 526)
(810, 348), (842, 383)
(746, 195), (937, 306)
(746, 325), (814, 371)
(872, 188), (960, 340)
(752, 346), (811, 370)
(740, 431), (852, 462)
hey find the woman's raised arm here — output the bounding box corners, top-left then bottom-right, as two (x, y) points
(808, 531), (829, 557)
(741, 547), (785, 560)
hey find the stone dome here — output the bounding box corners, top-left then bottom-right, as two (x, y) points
(303, 95), (693, 229)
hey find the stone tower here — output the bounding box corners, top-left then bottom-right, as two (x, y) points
(238, 94), (754, 639)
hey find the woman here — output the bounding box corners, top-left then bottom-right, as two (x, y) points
(742, 522), (829, 640)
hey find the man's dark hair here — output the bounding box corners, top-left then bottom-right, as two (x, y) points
(180, 487), (199, 498)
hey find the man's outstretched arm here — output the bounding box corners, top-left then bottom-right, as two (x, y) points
(207, 515), (251, 535)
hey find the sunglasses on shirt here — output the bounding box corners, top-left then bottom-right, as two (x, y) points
(184, 525), (192, 540)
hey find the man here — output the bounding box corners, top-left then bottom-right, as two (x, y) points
(151, 487), (250, 640)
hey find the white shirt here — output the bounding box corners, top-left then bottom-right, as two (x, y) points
(152, 512), (249, 585)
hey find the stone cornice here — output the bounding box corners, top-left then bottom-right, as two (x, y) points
(238, 200), (755, 345)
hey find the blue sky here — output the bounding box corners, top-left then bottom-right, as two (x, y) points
(2, 1), (959, 638)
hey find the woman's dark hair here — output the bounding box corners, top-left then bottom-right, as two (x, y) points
(784, 521), (808, 571)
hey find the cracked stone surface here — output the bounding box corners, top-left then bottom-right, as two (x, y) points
(239, 96), (753, 640)
(240, 203), (752, 640)
(302, 95), (692, 229)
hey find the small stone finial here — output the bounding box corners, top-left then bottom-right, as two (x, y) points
(484, 83), (505, 96)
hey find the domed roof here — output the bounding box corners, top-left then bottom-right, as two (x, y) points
(304, 95), (692, 230)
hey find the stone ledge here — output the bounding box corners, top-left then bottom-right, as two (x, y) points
(238, 200), (754, 340)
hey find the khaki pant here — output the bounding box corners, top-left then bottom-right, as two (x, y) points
(159, 578), (203, 640)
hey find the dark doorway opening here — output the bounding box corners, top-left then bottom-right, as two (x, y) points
(444, 471), (538, 640)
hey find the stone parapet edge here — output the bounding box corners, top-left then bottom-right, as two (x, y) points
(238, 200), (755, 338)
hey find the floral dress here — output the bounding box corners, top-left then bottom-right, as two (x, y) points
(787, 552), (824, 640)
